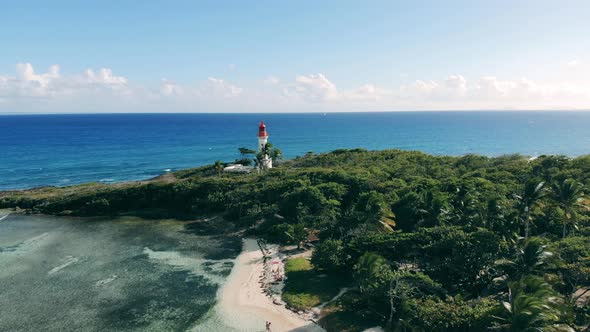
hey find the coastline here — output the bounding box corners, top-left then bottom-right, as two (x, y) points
(3, 112), (590, 191)
(197, 238), (325, 332)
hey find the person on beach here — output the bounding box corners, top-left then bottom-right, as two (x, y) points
(265, 321), (272, 331)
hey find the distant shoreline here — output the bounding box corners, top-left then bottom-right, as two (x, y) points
(3, 149), (589, 193)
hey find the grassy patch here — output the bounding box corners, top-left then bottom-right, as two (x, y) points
(282, 257), (349, 311)
(285, 257), (312, 273)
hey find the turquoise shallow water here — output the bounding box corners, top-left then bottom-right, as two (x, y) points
(0, 213), (241, 332)
(1, 111), (590, 190)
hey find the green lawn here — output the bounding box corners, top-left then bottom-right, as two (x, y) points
(282, 257), (349, 311)
(284, 257), (312, 273)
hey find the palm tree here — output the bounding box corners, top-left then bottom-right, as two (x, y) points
(353, 252), (392, 297)
(255, 151), (266, 170)
(214, 160), (223, 176)
(493, 276), (570, 331)
(256, 143), (275, 171)
(261, 142), (272, 156)
(514, 180), (546, 238)
(413, 190), (450, 228)
(270, 147), (283, 163)
(551, 179), (586, 238)
(238, 147), (256, 159)
(495, 237), (553, 281)
(356, 191), (395, 233)
(450, 185), (481, 226)
(483, 197), (516, 238)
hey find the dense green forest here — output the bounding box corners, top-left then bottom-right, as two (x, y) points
(2, 149), (590, 331)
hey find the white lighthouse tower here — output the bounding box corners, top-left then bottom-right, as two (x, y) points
(258, 121), (268, 152)
(257, 121), (272, 169)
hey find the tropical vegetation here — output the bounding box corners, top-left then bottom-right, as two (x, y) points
(1, 149), (589, 331)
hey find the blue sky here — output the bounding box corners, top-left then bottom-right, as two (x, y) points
(1, 0), (589, 113)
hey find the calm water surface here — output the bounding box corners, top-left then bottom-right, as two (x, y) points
(0, 213), (240, 332)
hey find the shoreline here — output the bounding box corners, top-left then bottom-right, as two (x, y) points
(199, 238), (325, 332)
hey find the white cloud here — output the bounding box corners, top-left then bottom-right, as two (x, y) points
(83, 68), (127, 87)
(345, 84), (377, 100)
(401, 80), (439, 98)
(204, 77), (242, 98)
(160, 79), (184, 96)
(475, 76), (508, 98)
(283, 73), (338, 102)
(567, 59), (580, 67)
(339, 84), (395, 103)
(16, 63), (59, 87)
(264, 75), (280, 85)
(444, 74), (467, 96)
(5, 63), (62, 98)
(0, 63), (131, 102)
(1, 62), (589, 113)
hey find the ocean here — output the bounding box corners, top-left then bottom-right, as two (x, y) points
(1, 111), (590, 190)
(0, 213), (241, 332)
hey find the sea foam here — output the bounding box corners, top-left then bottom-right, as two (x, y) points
(48, 256), (80, 275)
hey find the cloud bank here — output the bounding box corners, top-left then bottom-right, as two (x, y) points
(1, 63), (589, 113)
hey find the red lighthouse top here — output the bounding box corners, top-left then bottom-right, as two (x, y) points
(258, 121), (268, 138)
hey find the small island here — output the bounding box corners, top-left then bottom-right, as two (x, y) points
(1, 149), (590, 331)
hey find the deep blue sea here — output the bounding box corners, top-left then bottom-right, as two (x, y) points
(1, 112), (590, 190)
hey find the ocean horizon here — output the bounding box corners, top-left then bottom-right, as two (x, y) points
(1, 111), (590, 191)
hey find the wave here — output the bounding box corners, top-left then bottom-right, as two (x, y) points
(0, 232), (51, 255)
(95, 274), (118, 286)
(48, 256), (80, 275)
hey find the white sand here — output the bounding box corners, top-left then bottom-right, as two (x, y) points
(194, 238), (325, 332)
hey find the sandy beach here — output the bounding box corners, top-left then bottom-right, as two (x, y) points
(196, 238), (325, 332)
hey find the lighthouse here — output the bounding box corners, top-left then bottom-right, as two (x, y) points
(258, 121), (269, 152)
(257, 121), (272, 169)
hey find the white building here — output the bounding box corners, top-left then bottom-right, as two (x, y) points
(223, 164), (253, 173)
